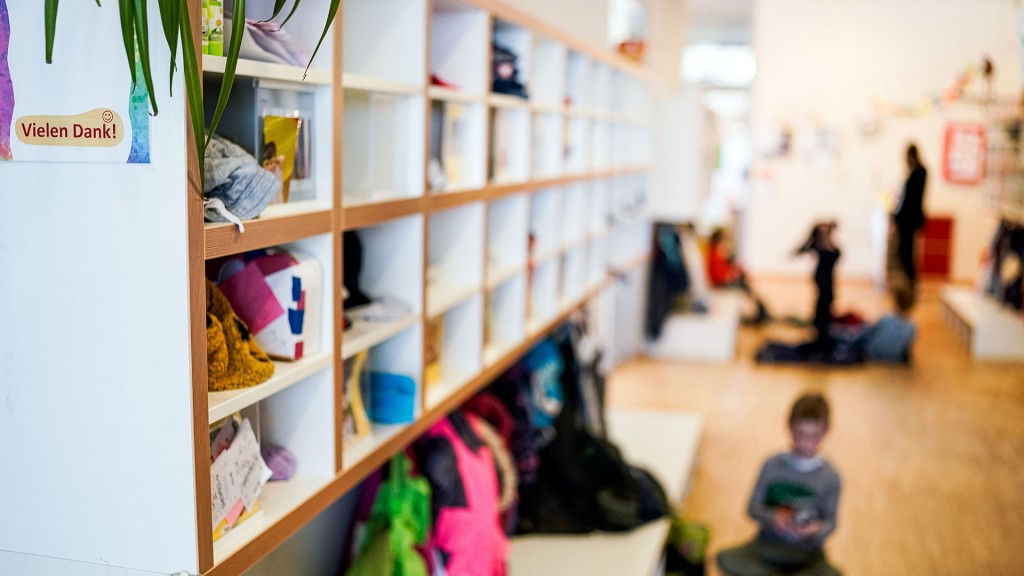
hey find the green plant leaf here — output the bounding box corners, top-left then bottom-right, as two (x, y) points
(157, 0), (179, 97)
(179, 0), (205, 187)
(279, 0), (302, 28)
(261, 0), (289, 23)
(132, 0), (158, 114)
(205, 0), (245, 147)
(44, 0), (58, 63)
(96, 1), (101, 6)
(118, 0), (137, 87)
(305, 0), (339, 80)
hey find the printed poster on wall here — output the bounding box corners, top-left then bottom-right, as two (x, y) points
(942, 123), (986, 185)
(0, 1), (151, 164)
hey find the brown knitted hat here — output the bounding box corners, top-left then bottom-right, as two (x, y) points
(207, 279), (275, 392)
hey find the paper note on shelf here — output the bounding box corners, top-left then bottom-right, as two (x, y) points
(210, 418), (273, 528)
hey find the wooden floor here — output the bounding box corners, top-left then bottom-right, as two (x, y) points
(607, 279), (1024, 576)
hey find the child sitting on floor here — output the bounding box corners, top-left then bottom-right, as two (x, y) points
(852, 282), (916, 363)
(717, 393), (842, 576)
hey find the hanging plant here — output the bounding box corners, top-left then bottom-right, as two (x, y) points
(42, 0), (340, 186)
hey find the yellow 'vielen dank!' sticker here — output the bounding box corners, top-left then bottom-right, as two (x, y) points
(15, 108), (125, 148)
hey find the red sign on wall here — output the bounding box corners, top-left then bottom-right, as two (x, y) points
(943, 123), (986, 185)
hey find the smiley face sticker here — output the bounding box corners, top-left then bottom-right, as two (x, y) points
(102, 110), (114, 124)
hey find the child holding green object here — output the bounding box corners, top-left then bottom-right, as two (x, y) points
(717, 393), (842, 576)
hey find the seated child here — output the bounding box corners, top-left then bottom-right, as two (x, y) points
(853, 283), (916, 363)
(717, 393), (842, 576)
(707, 228), (771, 324)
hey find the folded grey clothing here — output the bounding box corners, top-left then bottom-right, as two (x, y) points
(204, 135), (280, 222)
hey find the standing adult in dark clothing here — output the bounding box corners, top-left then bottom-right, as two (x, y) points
(796, 222), (841, 355)
(894, 144), (927, 286)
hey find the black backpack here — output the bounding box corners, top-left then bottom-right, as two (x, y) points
(516, 328), (669, 534)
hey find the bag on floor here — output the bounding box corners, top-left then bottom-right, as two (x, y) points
(517, 329), (669, 534)
(346, 453), (431, 576)
(665, 515), (710, 576)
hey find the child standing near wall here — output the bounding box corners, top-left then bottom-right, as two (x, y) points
(717, 393), (842, 576)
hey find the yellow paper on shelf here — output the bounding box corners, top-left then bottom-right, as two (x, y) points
(343, 350), (372, 441)
(212, 499), (262, 542)
(262, 116), (301, 203)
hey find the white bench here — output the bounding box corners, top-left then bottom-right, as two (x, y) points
(645, 290), (743, 362)
(941, 285), (1024, 360)
(508, 408), (703, 576)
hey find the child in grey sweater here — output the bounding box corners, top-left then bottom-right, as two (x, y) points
(717, 393), (842, 576)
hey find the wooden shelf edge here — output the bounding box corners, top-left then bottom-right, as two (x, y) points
(205, 210), (333, 260)
(423, 169), (652, 212)
(202, 54), (333, 86)
(342, 197), (428, 231)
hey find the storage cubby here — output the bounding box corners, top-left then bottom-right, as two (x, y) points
(343, 89), (425, 205)
(561, 183), (589, 250)
(591, 120), (612, 170)
(425, 294), (484, 409)
(492, 20), (532, 99)
(428, 203), (485, 317)
(587, 235), (608, 288)
(487, 194), (529, 289)
(592, 64), (613, 112)
(561, 245), (587, 307)
(611, 173), (648, 224)
(565, 51), (593, 112)
(531, 36), (567, 108)
(485, 272), (527, 366)
(342, 324), (423, 471)
(213, 371), (335, 564)
(532, 112), (565, 178)
(565, 116), (592, 174)
(530, 188), (562, 264)
(202, 76), (333, 214)
(609, 218), (650, 270)
(430, 0), (489, 95)
(489, 105), (532, 183)
(429, 99), (487, 192)
(613, 123), (651, 167)
(343, 216), (424, 360)
(343, 0), (426, 87)
(590, 178), (613, 235)
(207, 233), (335, 425)
(239, 0), (337, 73)
(610, 70), (629, 116)
(528, 257), (561, 333)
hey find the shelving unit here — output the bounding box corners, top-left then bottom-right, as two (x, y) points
(936, 101), (1024, 361)
(0, 2), (656, 575)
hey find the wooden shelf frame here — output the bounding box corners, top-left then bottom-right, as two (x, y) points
(187, 1), (657, 575)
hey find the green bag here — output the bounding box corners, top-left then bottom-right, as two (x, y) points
(347, 454), (432, 576)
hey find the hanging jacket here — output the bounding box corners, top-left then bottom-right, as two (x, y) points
(414, 413), (508, 576)
(646, 223), (691, 339)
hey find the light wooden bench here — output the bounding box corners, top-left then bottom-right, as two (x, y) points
(508, 408), (703, 576)
(645, 290), (743, 362)
(941, 285), (1024, 360)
